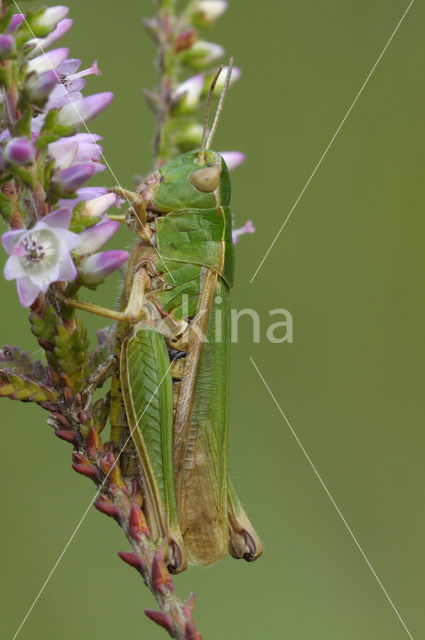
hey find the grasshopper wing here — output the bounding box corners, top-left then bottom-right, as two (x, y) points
(120, 325), (186, 572)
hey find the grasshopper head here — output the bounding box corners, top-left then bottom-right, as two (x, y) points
(137, 63), (234, 217)
(140, 149), (230, 213)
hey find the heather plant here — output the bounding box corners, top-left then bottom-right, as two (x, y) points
(0, 2), (255, 638)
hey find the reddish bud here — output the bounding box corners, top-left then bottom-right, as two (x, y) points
(55, 429), (78, 445)
(72, 462), (99, 479)
(87, 426), (103, 458)
(63, 386), (73, 406)
(99, 451), (126, 492)
(74, 392), (83, 410)
(185, 620), (202, 640)
(99, 450), (115, 473)
(117, 550), (145, 573)
(152, 547), (174, 595)
(46, 367), (60, 384)
(144, 610), (174, 637)
(52, 412), (71, 429)
(129, 502), (150, 540)
(175, 29), (198, 53)
(40, 402), (60, 412)
(79, 410), (90, 424)
(72, 453), (99, 480)
(93, 494), (122, 522)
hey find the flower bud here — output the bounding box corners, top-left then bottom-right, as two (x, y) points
(32, 6), (69, 31)
(49, 141), (78, 171)
(0, 34), (15, 59)
(57, 92), (113, 128)
(179, 41), (224, 70)
(26, 47), (69, 74)
(28, 18), (73, 54)
(220, 151), (245, 170)
(210, 65), (241, 95)
(25, 69), (58, 104)
(75, 219), (120, 255)
(190, 1), (228, 28)
(9, 14), (26, 32)
(172, 74), (204, 112)
(58, 186), (107, 210)
(174, 29), (198, 53)
(4, 138), (35, 165)
(53, 163), (96, 194)
(79, 250), (128, 285)
(79, 192), (117, 218)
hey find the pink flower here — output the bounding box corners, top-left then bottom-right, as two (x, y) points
(78, 250), (128, 286)
(46, 60), (102, 110)
(27, 18), (73, 54)
(26, 47), (69, 75)
(75, 218), (120, 255)
(48, 133), (104, 172)
(232, 220), (255, 244)
(2, 209), (80, 307)
(172, 74), (204, 110)
(220, 151), (245, 171)
(57, 92), (113, 128)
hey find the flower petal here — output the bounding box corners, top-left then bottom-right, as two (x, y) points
(27, 47), (69, 74)
(16, 277), (41, 307)
(4, 254), (26, 280)
(57, 252), (77, 281)
(60, 229), (81, 252)
(42, 207), (73, 229)
(58, 58), (81, 75)
(2, 228), (25, 254)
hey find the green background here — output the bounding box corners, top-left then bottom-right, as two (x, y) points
(1, 1), (424, 638)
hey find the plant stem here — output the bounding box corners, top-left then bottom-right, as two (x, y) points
(154, 0), (178, 165)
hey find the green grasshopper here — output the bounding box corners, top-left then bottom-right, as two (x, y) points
(67, 66), (262, 572)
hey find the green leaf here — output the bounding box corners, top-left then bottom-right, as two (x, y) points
(16, 109), (32, 137)
(0, 192), (14, 223)
(0, 7), (13, 32)
(30, 306), (59, 355)
(36, 109), (73, 150)
(70, 201), (101, 233)
(0, 369), (59, 405)
(9, 165), (35, 189)
(0, 66), (11, 88)
(54, 317), (89, 392)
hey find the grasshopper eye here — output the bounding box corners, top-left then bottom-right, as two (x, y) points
(189, 165), (221, 192)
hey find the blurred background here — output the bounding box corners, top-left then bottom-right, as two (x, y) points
(1, 0), (424, 638)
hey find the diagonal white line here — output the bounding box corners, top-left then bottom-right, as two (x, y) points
(10, 361), (173, 640)
(249, 356), (414, 640)
(11, 0), (175, 282)
(249, 0), (415, 284)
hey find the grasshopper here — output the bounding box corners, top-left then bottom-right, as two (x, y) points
(66, 66), (262, 572)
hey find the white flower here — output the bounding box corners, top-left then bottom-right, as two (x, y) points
(172, 74), (204, 110)
(2, 209), (80, 307)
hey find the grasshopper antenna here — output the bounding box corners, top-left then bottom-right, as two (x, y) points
(199, 64), (224, 164)
(205, 57), (234, 151)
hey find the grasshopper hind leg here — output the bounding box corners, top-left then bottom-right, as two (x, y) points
(228, 476), (263, 562)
